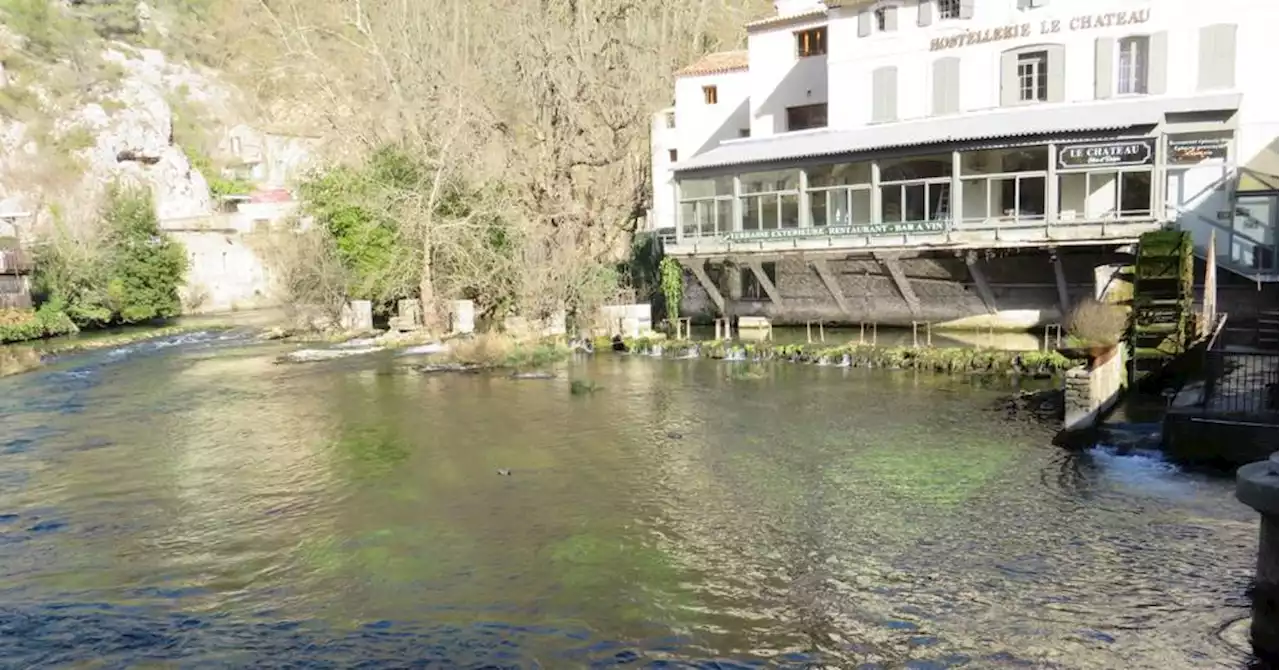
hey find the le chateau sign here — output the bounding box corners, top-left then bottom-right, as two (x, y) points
(929, 9), (1151, 52)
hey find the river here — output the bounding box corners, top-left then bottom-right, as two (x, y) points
(0, 330), (1262, 668)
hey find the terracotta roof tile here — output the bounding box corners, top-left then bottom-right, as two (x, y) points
(675, 50), (749, 78)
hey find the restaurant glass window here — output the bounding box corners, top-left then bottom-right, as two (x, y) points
(678, 176), (734, 237)
(805, 162), (873, 227)
(958, 147), (1048, 225)
(1056, 139), (1155, 221)
(879, 154), (952, 224)
(739, 169), (801, 230)
(1232, 194), (1278, 271)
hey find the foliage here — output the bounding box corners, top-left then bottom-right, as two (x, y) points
(658, 256), (683, 328)
(604, 339), (1080, 377)
(0, 0), (94, 61)
(181, 146), (254, 198)
(0, 302), (78, 343)
(1065, 299), (1128, 348)
(34, 184), (187, 326)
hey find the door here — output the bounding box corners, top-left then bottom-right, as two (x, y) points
(1232, 193), (1278, 271)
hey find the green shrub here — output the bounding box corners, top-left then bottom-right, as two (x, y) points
(34, 184), (187, 326)
(0, 302), (78, 343)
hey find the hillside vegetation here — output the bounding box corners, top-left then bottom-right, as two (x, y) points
(1, 0), (767, 331)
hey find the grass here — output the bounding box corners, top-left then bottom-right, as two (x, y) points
(445, 332), (570, 371)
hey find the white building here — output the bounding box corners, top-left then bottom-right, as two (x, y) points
(652, 0), (1278, 327)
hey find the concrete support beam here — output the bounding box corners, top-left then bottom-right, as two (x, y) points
(810, 258), (852, 316)
(746, 260), (783, 306)
(964, 251), (998, 315)
(1050, 249), (1071, 317)
(679, 258), (725, 315)
(875, 252), (922, 319)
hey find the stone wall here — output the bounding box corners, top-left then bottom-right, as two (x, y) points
(174, 231), (278, 314)
(1063, 346), (1127, 433)
(681, 247), (1128, 328)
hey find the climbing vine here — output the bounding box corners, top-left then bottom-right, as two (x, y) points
(658, 257), (683, 328)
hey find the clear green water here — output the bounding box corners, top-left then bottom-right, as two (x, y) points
(0, 331), (1261, 668)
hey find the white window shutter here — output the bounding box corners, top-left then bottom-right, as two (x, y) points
(918, 0), (933, 27)
(1047, 45), (1065, 103)
(1094, 37), (1115, 99)
(959, 0), (974, 18)
(1148, 31), (1168, 95)
(884, 5), (899, 31)
(872, 66), (899, 122)
(858, 9), (872, 37)
(999, 50), (1019, 107)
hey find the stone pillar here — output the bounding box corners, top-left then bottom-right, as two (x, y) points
(1237, 453), (1278, 665)
(448, 300), (475, 334)
(340, 299), (373, 332)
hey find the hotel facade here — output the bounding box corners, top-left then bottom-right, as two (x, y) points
(650, 0), (1278, 328)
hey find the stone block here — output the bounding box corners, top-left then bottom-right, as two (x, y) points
(449, 299), (475, 334)
(339, 299), (373, 333)
(398, 299), (422, 328)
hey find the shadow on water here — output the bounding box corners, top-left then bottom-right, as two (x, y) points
(0, 337), (1265, 668)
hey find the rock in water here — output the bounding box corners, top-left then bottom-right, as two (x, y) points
(496, 468), (512, 476)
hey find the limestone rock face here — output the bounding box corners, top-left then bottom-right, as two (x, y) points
(0, 45), (241, 231)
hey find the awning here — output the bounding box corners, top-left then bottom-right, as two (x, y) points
(1238, 138), (1280, 193)
(674, 93), (1243, 172)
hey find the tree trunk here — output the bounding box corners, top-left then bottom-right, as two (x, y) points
(420, 231), (443, 332)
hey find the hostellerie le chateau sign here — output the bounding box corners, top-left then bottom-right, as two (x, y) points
(929, 9), (1151, 52)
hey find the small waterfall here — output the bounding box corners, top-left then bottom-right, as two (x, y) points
(723, 347), (746, 362)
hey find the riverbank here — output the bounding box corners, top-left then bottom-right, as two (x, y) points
(596, 337), (1079, 377)
(0, 323), (233, 377)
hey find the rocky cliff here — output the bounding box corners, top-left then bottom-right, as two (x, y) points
(0, 20), (247, 236)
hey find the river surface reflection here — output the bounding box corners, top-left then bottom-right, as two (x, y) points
(0, 332), (1260, 668)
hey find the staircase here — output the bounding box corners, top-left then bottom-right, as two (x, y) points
(1130, 230), (1195, 381)
(1259, 309), (1279, 349)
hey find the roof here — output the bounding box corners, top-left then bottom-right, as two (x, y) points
(675, 50), (749, 78)
(674, 93), (1243, 172)
(745, 7), (829, 30)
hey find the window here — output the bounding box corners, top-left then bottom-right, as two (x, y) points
(739, 128), (751, 138)
(938, 0), (961, 19)
(678, 176), (734, 238)
(742, 263), (777, 301)
(703, 85), (718, 105)
(1017, 51), (1048, 102)
(664, 112), (676, 128)
(786, 103), (828, 131)
(1117, 36), (1149, 95)
(875, 7), (887, 31)
(668, 149), (678, 162)
(796, 27), (827, 57)
(739, 170), (801, 231)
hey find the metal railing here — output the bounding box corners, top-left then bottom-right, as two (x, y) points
(1199, 317), (1280, 418)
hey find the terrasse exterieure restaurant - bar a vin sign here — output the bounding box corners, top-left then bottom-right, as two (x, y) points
(1057, 139), (1155, 169)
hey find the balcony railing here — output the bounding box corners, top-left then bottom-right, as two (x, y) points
(1199, 319), (1280, 419)
(670, 211), (1161, 251)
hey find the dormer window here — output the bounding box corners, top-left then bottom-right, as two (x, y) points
(796, 27), (827, 57)
(703, 85), (718, 105)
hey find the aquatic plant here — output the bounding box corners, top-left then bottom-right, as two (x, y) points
(570, 379), (601, 395)
(658, 257), (683, 328)
(589, 337), (1082, 377)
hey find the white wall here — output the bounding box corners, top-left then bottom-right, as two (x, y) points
(746, 21), (829, 137)
(674, 0), (1277, 136)
(673, 70), (751, 158)
(650, 109), (677, 230)
(649, 69), (750, 228)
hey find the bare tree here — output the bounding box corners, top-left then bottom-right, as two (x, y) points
(238, 0), (768, 325)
